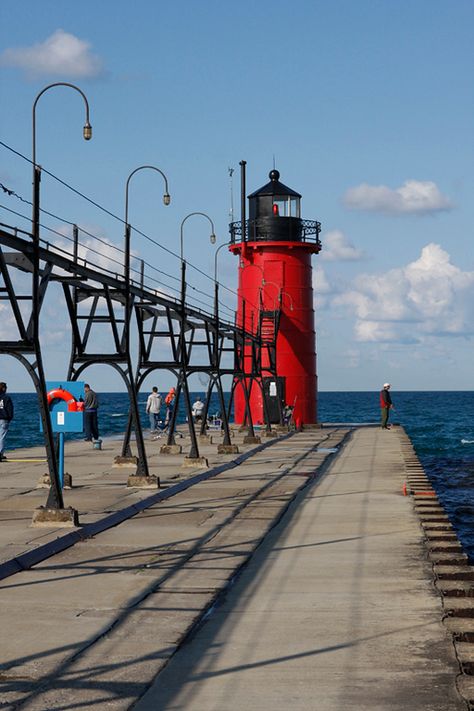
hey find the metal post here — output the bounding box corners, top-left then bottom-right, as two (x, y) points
(213, 280), (219, 369)
(58, 432), (65, 488)
(179, 260), (200, 459)
(216, 374), (232, 445)
(240, 160), (247, 241)
(31, 82), (92, 512)
(73, 224), (79, 266)
(199, 376), (214, 436)
(31, 164), (64, 508)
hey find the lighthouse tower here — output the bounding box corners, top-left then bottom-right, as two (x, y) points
(229, 167), (321, 426)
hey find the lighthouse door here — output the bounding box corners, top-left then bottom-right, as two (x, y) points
(263, 376), (285, 423)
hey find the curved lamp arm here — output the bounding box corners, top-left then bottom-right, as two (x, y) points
(180, 211), (216, 263)
(33, 82), (92, 167)
(214, 241), (232, 283)
(125, 165), (171, 227)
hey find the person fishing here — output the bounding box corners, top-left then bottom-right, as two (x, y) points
(192, 396), (205, 423)
(380, 382), (394, 429)
(164, 387), (176, 427)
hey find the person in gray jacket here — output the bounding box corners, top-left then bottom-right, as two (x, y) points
(146, 386), (162, 432)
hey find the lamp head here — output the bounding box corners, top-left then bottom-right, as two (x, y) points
(163, 193), (171, 206)
(83, 122), (92, 140)
(210, 233), (217, 245)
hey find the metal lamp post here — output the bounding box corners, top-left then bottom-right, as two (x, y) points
(122, 165), (170, 472)
(30, 83), (93, 513)
(205, 241), (235, 445)
(173, 212), (217, 458)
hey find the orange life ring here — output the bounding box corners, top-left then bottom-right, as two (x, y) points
(47, 388), (78, 412)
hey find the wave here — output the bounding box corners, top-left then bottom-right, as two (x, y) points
(461, 439), (474, 444)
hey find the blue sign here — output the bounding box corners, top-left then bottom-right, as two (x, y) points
(41, 381), (85, 434)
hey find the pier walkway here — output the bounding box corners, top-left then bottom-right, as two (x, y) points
(0, 426), (469, 709)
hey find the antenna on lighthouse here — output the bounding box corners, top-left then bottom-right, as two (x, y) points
(228, 167), (234, 223)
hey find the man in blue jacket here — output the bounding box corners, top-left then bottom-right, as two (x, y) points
(0, 382), (14, 461)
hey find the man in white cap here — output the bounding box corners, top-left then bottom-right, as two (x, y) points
(380, 383), (393, 429)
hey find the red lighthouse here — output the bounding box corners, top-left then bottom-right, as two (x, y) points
(229, 166), (321, 426)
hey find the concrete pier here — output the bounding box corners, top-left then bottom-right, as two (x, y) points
(0, 426), (471, 709)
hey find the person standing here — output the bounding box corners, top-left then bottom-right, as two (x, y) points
(164, 386), (176, 427)
(146, 386), (162, 432)
(83, 383), (99, 442)
(192, 396), (205, 423)
(380, 383), (393, 429)
(0, 382), (13, 461)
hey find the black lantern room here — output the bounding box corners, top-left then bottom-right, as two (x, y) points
(247, 169), (302, 242)
(229, 166), (321, 247)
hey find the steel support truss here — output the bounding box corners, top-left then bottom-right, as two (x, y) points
(0, 222), (274, 508)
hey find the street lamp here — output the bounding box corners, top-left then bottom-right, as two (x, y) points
(32, 82), (93, 270)
(125, 166), (171, 227)
(214, 241), (232, 284)
(124, 164), (171, 339)
(32, 83), (93, 334)
(180, 212), (216, 263)
(121, 165), (170, 471)
(32, 82), (92, 173)
(31, 82), (93, 513)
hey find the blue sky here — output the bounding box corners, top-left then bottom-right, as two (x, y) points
(1, 0), (473, 392)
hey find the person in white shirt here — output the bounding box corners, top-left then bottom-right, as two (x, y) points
(192, 396), (205, 423)
(146, 387), (162, 432)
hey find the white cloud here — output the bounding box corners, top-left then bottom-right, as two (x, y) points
(0, 30), (103, 79)
(320, 230), (364, 261)
(50, 226), (123, 275)
(313, 266), (331, 293)
(0, 304), (18, 340)
(343, 180), (453, 215)
(334, 243), (474, 343)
